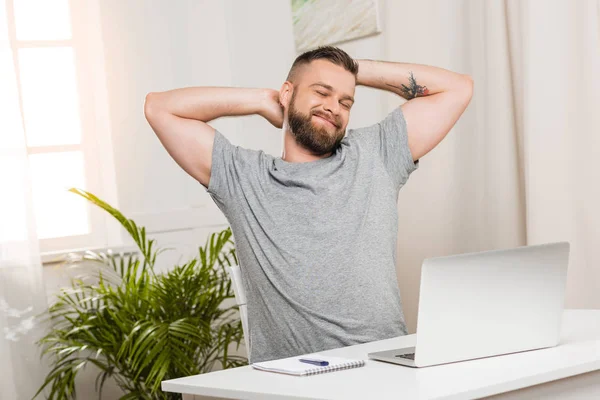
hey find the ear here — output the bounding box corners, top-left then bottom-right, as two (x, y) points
(280, 81), (294, 109)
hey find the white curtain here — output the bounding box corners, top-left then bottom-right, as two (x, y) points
(384, 0), (600, 331)
(1, 6), (49, 399)
(503, 0), (600, 308)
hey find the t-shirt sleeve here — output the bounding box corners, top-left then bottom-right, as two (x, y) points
(205, 130), (233, 201)
(205, 129), (261, 214)
(349, 106), (419, 190)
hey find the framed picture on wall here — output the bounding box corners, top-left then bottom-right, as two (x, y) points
(291, 0), (382, 52)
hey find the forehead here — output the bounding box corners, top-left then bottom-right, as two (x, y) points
(298, 59), (356, 96)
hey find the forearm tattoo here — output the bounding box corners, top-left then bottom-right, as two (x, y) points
(387, 71), (430, 99)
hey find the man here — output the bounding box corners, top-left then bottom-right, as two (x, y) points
(144, 46), (473, 363)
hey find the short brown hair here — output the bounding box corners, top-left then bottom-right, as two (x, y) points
(286, 45), (358, 83)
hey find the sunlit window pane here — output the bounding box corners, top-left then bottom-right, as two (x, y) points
(13, 0), (72, 41)
(0, 49), (26, 150)
(18, 47), (81, 146)
(29, 151), (89, 239)
(0, 0), (8, 43)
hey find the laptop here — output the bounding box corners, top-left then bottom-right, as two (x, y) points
(368, 241), (570, 368)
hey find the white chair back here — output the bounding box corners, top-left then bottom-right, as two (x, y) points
(225, 265), (250, 358)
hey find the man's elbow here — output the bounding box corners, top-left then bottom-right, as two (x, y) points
(461, 75), (474, 97)
(457, 75), (474, 107)
(143, 92), (163, 119)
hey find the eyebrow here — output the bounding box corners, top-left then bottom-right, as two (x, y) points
(310, 82), (355, 103)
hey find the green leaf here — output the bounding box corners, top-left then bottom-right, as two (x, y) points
(36, 190), (245, 399)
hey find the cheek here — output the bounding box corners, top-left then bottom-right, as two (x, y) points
(306, 99), (322, 113)
(340, 114), (350, 126)
(292, 99), (313, 115)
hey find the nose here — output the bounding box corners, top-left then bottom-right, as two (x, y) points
(323, 97), (340, 116)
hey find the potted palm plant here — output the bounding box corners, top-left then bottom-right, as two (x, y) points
(35, 188), (246, 400)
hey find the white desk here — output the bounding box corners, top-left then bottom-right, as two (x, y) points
(162, 310), (600, 400)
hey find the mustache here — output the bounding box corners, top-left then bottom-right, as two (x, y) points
(312, 111), (340, 128)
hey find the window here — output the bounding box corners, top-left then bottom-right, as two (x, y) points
(1, 0), (118, 255)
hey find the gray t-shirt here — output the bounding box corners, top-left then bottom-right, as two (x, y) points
(205, 106), (419, 363)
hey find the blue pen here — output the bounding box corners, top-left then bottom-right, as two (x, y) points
(299, 358), (329, 366)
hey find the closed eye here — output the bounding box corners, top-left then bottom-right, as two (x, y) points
(315, 89), (352, 109)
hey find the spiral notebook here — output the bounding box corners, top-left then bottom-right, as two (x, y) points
(251, 354), (365, 376)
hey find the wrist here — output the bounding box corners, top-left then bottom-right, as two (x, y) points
(258, 88), (278, 114)
(355, 59), (374, 86)
(258, 88), (271, 114)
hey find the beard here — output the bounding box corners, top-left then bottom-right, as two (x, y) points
(288, 93), (346, 156)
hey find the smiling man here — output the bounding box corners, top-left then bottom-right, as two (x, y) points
(144, 46), (473, 363)
(283, 57), (356, 159)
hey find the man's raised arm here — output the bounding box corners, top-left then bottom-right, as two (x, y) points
(356, 60), (474, 162)
(143, 87), (283, 188)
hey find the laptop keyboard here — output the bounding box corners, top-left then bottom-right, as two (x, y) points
(395, 353), (415, 360)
